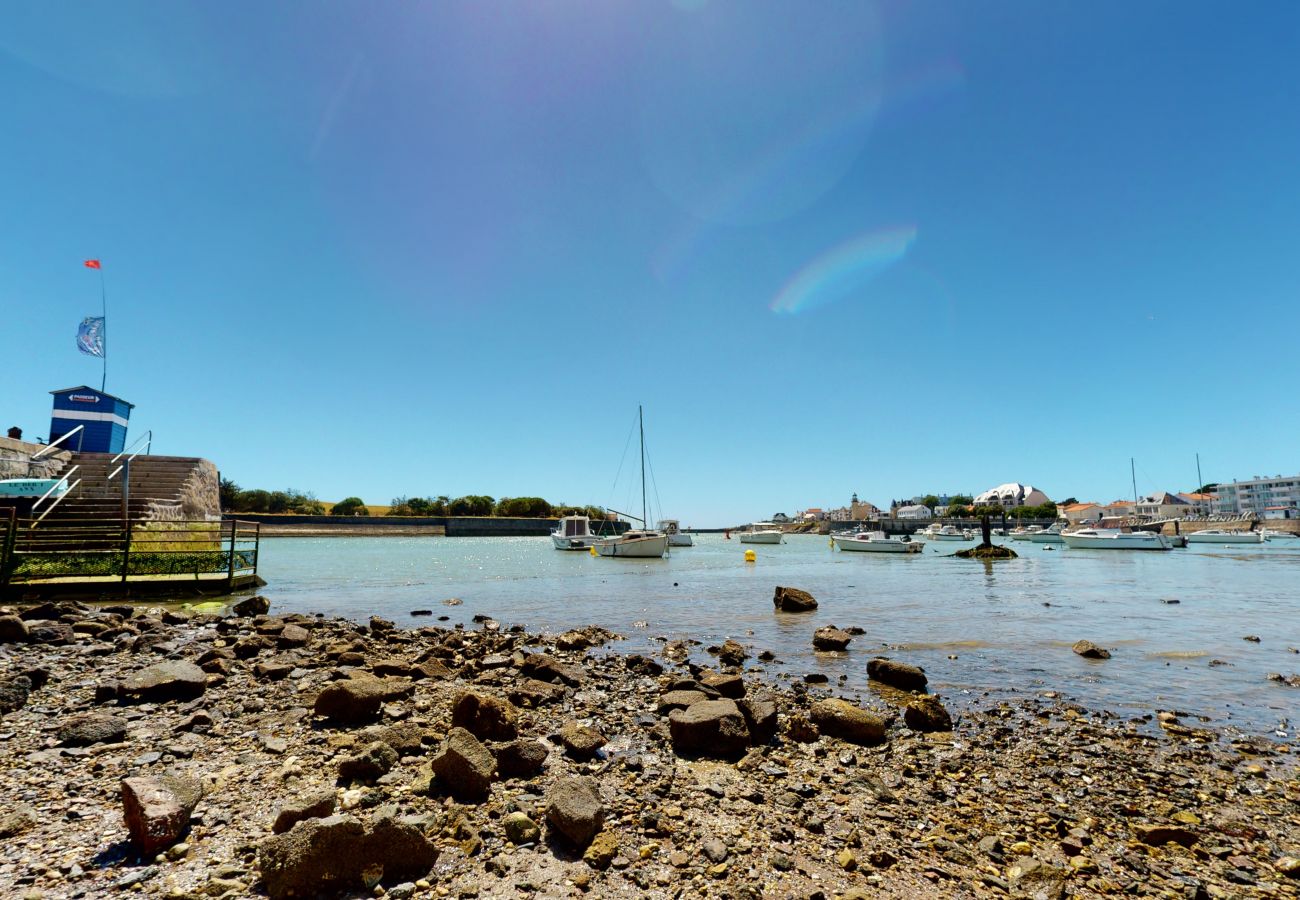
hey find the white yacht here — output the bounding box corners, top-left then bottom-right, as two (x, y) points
(1027, 523), (1066, 543)
(923, 524), (971, 541)
(1263, 529), (1297, 541)
(595, 529), (670, 558)
(833, 531), (924, 554)
(1009, 525), (1043, 541)
(1186, 529), (1265, 544)
(657, 519), (693, 547)
(551, 515), (601, 551)
(1062, 528), (1172, 551)
(739, 523), (784, 544)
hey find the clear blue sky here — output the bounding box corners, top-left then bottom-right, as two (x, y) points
(3, 1), (1298, 524)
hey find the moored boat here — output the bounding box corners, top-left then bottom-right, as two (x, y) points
(1010, 526), (1043, 541)
(1062, 528), (1172, 550)
(657, 519), (693, 547)
(739, 523), (784, 544)
(1027, 524), (1066, 543)
(833, 531), (924, 553)
(1263, 529), (1298, 541)
(924, 524), (971, 541)
(595, 529), (671, 558)
(1186, 529), (1265, 544)
(551, 515), (600, 551)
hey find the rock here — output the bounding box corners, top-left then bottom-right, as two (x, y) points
(583, 830), (619, 869)
(785, 712), (820, 743)
(718, 640), (748, 667)
(338, 740), (398, 782)
(362, 722), (432, 756)
(450, 691), (518, 740)
(903, 695), (953, 733)
(1007, 856), (1066, 900)
(702, 838), (729, 863)
(657, 690), (709, 713)
(773, 586), (818, 612)
(253, 658), (296, 681)
(272, 790), (337, 834)
(0, 615), (30, 643)
(495, 739), (547, 779)
(1275, 855), (1300, 878)
(557, 722), (607, 760)
(313, 675), (391, 724)
(429, 727), (496, 801)
(520, 653), (582, 687)
(625, 654), (663, 676)
(257, 813), (437, 900)
(507, 678), (565, 708)
(546, 777), (604, 848)
(810, 698), (887, 745)
(0, 804), (37, 838)
(1134, 824), (1197, 847)
(668, 699), (750, 758)
(0, 676), (32, 714)
(812, 626), (852, 651)
(738, 695), (779, 745)
(232, 595), (270, 617)
(503, 812), (540, 845)
(26, 622), (74, 645)
(1072, 639), (1111, 660)
(701, 673), (745, 698)
(866, 657), (928, 691)
(57, 711), (128, 746)
(277, 624), (310, 648)
(119, 660), (208, 703)
(121, 772), (203, 855)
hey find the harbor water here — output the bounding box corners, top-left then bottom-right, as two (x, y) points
(254, 533), (1300, 735)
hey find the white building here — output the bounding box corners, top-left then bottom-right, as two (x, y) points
(1134, 492), (1191, 519)
(895, 504), (932, 520)
(973, 482), (1052, 510)
(1214, 474), (1300, 516)
(1060, 502), (1103, 525)
(1176, 492), (1215, 516)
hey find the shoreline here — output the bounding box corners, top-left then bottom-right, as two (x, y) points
(0, 599), (1296, 899)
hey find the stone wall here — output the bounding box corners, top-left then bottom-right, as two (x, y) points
(0, 436), (70, 480)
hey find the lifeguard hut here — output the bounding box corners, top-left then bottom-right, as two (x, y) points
(49, 386), (133, 454)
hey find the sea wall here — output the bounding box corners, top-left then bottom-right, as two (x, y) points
(222, 514), (630, 538)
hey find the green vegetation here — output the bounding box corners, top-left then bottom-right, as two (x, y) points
(220, 479), (325, 514)
(330, 497), (370, 517)
(1009, 502), (1058, 520)
(1197, 483), (1218, 494)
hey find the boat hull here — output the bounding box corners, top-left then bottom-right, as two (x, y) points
(595, 534), (669, 558)
(551, 535), (597, 551)
(1186, 531), (1265, 544)
(1027, 532), (1065, 543)
(739, 532), (783, 544)
(928, 533), (970, 541)
(667, 534), (693, 547)
(1062, 533), (1170, 550)
(834, 537), (923, 553)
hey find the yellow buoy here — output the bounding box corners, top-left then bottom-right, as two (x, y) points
(589, 546), (598, 556)
(744, 549), (756, 562)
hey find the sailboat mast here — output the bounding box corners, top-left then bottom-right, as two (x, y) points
(1131, 458), (1138, 505)
(1196, 453), (1203, 492)
(639, 405), (647, 529)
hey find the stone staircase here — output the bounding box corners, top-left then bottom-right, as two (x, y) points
(37, 453), (220, 527)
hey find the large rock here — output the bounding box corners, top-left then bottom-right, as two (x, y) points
(866, 657), (928, 692)
(738, 694), (779, 744)
(257, 813), (438, 900)
(0, 676), (32, 714)
(1072, 639), (1111, 660)
(556, 722), (606, 760)
(668, 699), (750, 758)
(26, 623), (74, 645)
(773, 586), (818, 612)
(903, 695), (953, 733)
(657, 690), (708, 714)
(810, 698), (887, 745)
(58, 712), (128, 747)
(338, 741), (398, 782)
(495, 739), (547, 780)
(313, 675), (409, 725)
(813, 626), (852, 651)
(0, 615), (30, 643)
(121, 772), (203, 855)
(272, 790), (337, 835)
(718, 640), (748, 667)
(429, 727), (496, 801)
(0, 804), (37, 838)
(119, 661), (208, 703)
(507, 678), (566, 708)
(451, 691), (518, 741)
(546, 777), (604, 848)
(232, 595), (270, 617)
(520, 653), (583, 687)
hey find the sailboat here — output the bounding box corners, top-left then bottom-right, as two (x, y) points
(593, 406), (670, 559)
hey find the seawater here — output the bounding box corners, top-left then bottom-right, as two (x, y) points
(254, 533), (1300, 735)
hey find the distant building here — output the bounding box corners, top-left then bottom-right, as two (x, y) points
(1263, 506), (1298, 520)
(827, 507), (852, 522)
(1060, 502), (1103, 525)
(895, 504), (932, 520)
(1176, 492), (1215, 516)
(771, 513), (792, 524)
(801, 508), (825, 521)
(848, 493), (880, 521)
(1213, 475), (1300, 517)
(1102, 500), (1135, 518)
(974, 483), (1051, 509)
(1134, 492), (1192, 519)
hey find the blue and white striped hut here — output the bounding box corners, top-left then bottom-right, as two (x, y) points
(49, 386), (134, 454)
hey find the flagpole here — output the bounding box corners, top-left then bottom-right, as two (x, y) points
(98, 265), (107, 393)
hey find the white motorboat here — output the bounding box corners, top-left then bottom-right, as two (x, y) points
(595, 529), (671, 558)
(1009, 526), (1043, 541)
(1186, 529), (1265, 544)
(551, 515), (601, 551)
(739, 523), (784, 544)
(593, 406), (668, 560)
(1062, 528), (1172, 550)
(657, 519), (693, 547)
(1263, 529), (1298, 541)
(1027, 524), (1066, 543)
(833, 531), (924, 554)
(923, 524), (971, 541)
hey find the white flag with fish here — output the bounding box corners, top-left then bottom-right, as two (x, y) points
(76, 316), (105, 358)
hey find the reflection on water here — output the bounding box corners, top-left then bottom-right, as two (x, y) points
(255, 533), (1300, 734)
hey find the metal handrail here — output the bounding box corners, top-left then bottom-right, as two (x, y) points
(31, 425), (84, 459)
(108, 430), (152, 481)
(32, 465), (78, 509)
(32, 479), (82, 526)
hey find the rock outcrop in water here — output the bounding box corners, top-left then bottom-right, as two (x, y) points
(0, 597), (1294, 899)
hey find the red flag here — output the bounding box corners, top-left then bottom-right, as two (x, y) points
(84, 259), (101, 269)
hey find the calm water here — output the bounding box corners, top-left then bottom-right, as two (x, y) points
(253, 534), (1300, 735)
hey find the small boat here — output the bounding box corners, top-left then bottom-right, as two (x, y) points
(658, 519), (693, 547)
(1263, 529), (1298, 541)
(739, 523), (784, 545)
(1027, 523), (1066, 543)
(1186, 529), (1265, 544)
(1062, 528), (1171, 551)
(551, 515), (601, 551)
(1009, 526), (1043, 541)
(924, 524), (971, 541)
(595, 529), (671, 558)
(833, 531), (925, 554)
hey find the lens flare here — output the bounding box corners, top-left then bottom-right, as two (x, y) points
(769, 225), (918, 315)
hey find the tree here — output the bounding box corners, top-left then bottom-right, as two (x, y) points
(949, 495), (973, 507)
(449, 495), (494, 517)
(219, 478), (241, 511)
(495, 496), (553, 518)
(1060, 497), (1079, 507)
(267, 491), (292, 514)
(947, 504), (970, 518)
(921, 495), (940, 510)
(331, 497), (369, 516)
(239, 489), (271, 513)
(1197, 483), (1218, 494)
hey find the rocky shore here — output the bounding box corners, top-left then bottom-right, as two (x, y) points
(0, 592), (1296, 899)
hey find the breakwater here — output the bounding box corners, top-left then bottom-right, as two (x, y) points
(222, 514), (630, 538)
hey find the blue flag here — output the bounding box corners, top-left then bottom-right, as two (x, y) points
(76, 316), (105, 358)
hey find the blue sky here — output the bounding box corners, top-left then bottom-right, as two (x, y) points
(3, 1), (1298, 524)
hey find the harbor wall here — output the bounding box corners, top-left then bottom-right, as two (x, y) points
(221, 514), (630, 538)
